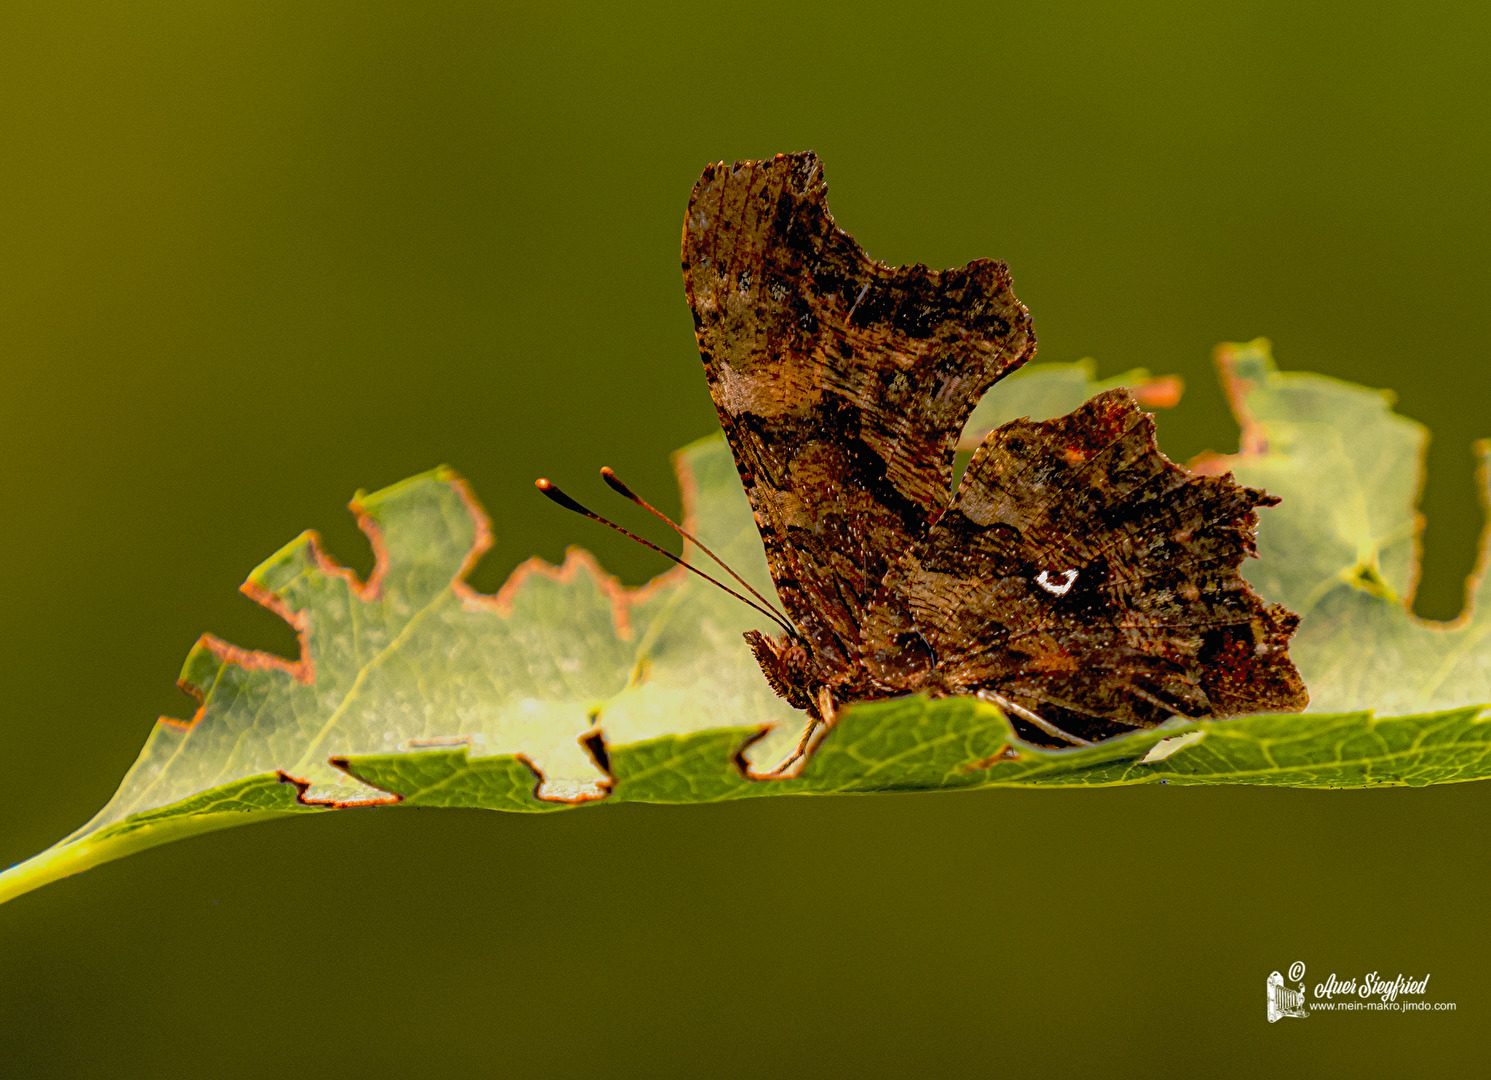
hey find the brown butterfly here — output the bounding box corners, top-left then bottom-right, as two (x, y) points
(678, 151), (1307, 755)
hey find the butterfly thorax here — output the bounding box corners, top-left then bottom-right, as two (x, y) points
(742, 629), (918, 722)
(745, 593), (952, 723)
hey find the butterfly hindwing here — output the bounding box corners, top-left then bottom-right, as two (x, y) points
(877, 390), (1308, 743)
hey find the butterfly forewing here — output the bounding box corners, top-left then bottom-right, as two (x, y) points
(683, 152), (1037, 665)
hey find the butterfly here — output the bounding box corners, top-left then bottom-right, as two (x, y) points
(679, 151), (1307, 755)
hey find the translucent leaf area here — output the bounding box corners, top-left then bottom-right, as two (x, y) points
(4, 354), (1489, 904)
(1203, 340), (1491, 712)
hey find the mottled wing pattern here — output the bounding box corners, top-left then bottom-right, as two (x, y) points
(682, 152), (1036, 664)
(881, 389), (1308, 744)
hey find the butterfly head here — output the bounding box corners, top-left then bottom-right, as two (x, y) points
(744, 629), (828, 717)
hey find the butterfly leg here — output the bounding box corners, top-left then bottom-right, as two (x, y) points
(975, 689), (1094, 748)
(816, 686), (837, 728)
(761, 687), (838, 779)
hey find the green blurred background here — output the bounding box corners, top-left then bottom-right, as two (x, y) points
(1, 1), (1487, 1075)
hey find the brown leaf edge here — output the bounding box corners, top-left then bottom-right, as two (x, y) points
(164, 459), (702, 811)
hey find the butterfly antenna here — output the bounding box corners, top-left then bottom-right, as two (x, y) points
(599, 466), (798, 632)
(536, 477), (801, 641)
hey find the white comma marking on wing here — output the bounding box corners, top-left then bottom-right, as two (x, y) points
(1035, 569), (1079, 596)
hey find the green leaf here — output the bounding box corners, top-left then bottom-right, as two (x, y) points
(1202, 339), (1491, 713)
(5, 357), (1490, 905)
(957, 357), (1183, 447)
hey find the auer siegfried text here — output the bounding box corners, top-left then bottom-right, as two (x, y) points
(1267, 962), (1454, 1021)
